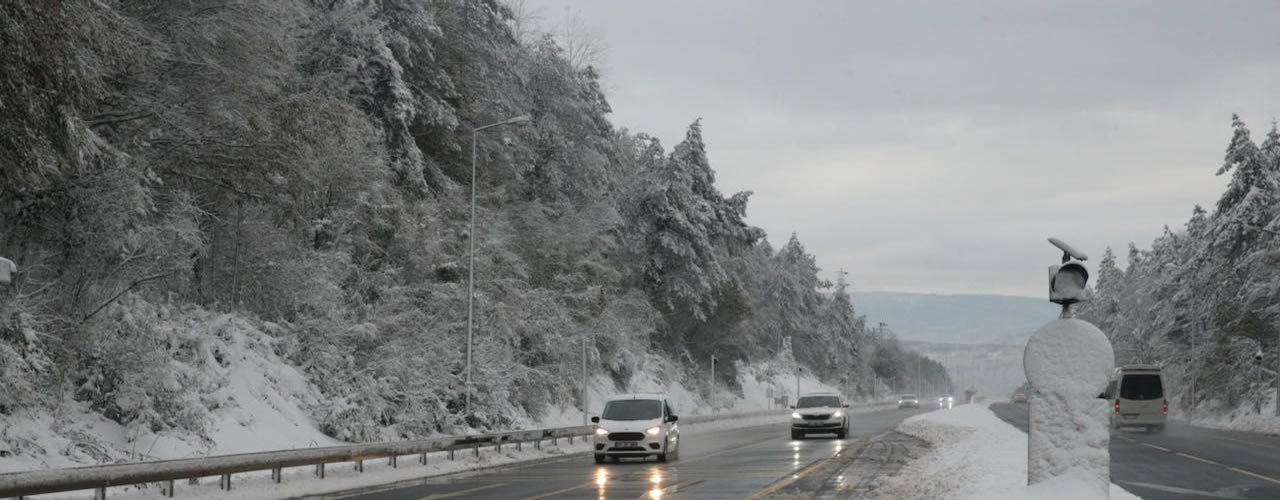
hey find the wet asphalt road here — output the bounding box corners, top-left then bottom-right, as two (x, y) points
(326, 406), (931, 500)
(990, 402), (1280, 499)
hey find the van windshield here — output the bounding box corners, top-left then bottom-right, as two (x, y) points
(1120, 374), (1163, 400)
(602, 400), (662, 420)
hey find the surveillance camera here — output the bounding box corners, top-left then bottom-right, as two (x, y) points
(1048, 237), (1089, 262)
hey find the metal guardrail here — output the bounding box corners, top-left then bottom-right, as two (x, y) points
(0, 409), (790, 499)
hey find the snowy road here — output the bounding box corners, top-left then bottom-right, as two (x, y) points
(307, 407), (930, 499)
(991, 402), (1280, 499)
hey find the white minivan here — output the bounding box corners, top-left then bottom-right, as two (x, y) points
(591, 393), (680, 463)
(1103, 364), (1167, 433)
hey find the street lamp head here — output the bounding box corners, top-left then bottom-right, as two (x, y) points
(504, 114), (533, 125)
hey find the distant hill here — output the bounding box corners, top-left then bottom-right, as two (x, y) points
(902, 340), (1026, 398)
(851, 291), (1057, 345)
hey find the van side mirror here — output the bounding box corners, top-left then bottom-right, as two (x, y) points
(843, 404), (850, 408)
(666, 415), (679, 423)
(789, 405), (795, 409)
(590, 416), (599, 424)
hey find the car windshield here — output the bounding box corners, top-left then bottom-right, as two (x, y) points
(1120, 374), (1163, 401)
(601, 400), (662, 420)
(796, 396), (841, 408)
(901, 395), (917, 400)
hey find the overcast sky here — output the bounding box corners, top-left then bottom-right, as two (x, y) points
(528, 0), (1280, 297)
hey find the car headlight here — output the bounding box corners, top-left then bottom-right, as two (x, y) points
(645, 426), (661, 436)
(791, 412), (802, 419)
(833, 410), (843, 418)
(595, 428), (609, 436)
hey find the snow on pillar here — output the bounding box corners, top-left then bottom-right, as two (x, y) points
(1024, 317), (1114, 495)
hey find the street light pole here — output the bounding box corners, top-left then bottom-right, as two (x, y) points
(464, 114), (532, 420)
(582, 336), (588, 425)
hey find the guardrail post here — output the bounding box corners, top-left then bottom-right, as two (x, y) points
(95, 487), (106, 500)
(552, 436), (558, 446)
(219, 473), (231, 491)
(420, 452), (428, 464)
(390, 455), (398, 468)
(496, 438), (502, 452)
(568, 434), (574, 445)
(535, 438), (541, 450)
(315, 463), (325, 479)
(473, 443), (480, 457)
(448, 449), (455, 460)
(162, 479), (175, 497)
(355, 460), (364, 473)
(517, 440), (523, 451)
(272, 466), (282, 483)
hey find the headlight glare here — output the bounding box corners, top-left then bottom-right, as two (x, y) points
(646, 426), (661, 436)
(833, 410), (843, 418)
(595, 428), (609, 436)
(791, 412), (802, 419)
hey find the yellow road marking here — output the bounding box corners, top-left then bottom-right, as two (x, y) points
(1140, 442), (1171, 452)
(1229, 467), (1280, 485)
(743, 431), (886, 500)
(420, 483), (507, 499)
(1175, 452), (1217, 465)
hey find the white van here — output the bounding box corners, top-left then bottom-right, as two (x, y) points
(591, 393), (680, 463)
(1103, 364), (1167, 432)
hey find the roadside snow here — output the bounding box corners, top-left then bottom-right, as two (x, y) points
(870, 404), (1142, 500)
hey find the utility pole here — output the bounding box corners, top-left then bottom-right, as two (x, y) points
(916, 355), (922, 396)
(796, 367), (802, 399)
(710, 354), (717, 413)
(1189, 326), (1197, 420)
(582, 336), (589, 425)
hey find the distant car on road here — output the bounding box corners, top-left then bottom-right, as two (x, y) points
(790, 392), (850, 439)
(592, 393), (680, 463)
(1011, 391), (1029, 403)
(1104, 364), (1167, 433)
(897, 394), (920, 409)
(938, 395), (954, 408)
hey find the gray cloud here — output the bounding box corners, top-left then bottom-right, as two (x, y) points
(531, 0), (1280, 296)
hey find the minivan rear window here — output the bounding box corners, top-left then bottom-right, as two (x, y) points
(1120, 374), (1163, 400)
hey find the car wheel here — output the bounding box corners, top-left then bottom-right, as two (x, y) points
(594, 454), (606, 464)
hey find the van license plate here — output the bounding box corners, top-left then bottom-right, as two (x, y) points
(1122, 414), (1139, 418)
(617, 441), (638, 447)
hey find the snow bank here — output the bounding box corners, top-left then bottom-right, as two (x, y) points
(870, 404), (1142, 500)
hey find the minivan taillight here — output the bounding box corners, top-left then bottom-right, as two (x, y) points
(1162, 400), (1168, 416)
(1114, 400), (1120, 415)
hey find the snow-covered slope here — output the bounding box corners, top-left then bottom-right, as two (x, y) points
(0, 309), (831, 474)
(1, 305), (342, 474)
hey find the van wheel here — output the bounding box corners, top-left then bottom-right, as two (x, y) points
(1150, 424), (1165, 434)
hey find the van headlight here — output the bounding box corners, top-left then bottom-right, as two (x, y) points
(833, 410), (843, 418)
(595, 428), (609, 436)
(646, 426), (661, 436)
(791, 412), (802, 419)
